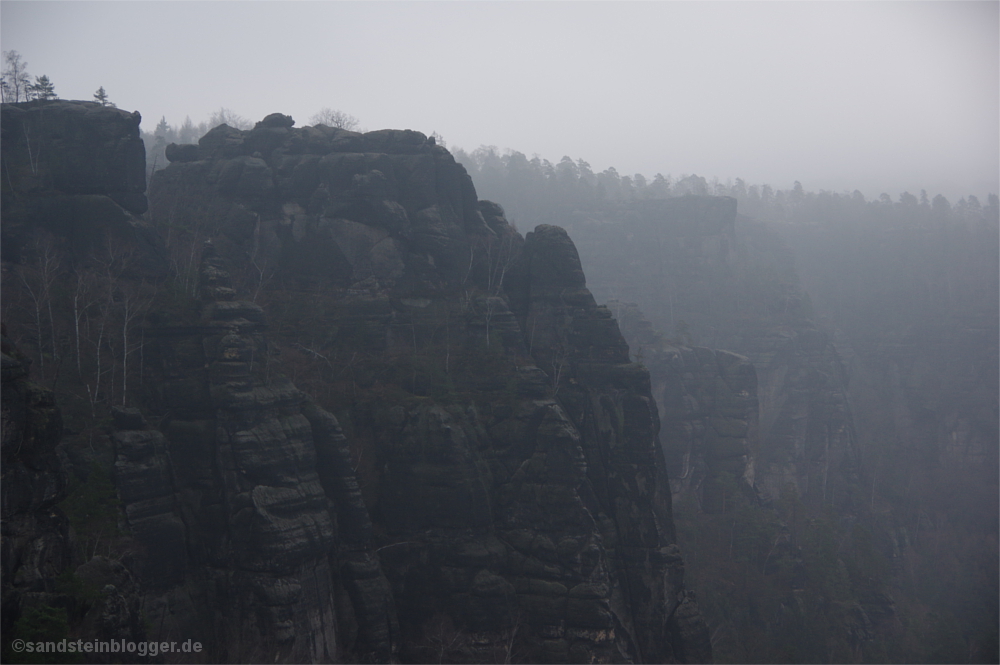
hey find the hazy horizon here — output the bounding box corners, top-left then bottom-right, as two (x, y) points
(2, 1), (997, 202)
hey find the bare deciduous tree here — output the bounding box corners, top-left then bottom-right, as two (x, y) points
(14, 235), (62, 373)
(309, 107), (360, 131)
(1, 50), (30, 102)
(242, 213), (275, 302)
(90, 236), (154, 407)
(209, 107), (251, 130)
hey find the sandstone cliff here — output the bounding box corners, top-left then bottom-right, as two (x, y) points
(555, 194), (995, 662)
(604, 301), (759, 515)
(0, 100), (165, 275)
(135, 113), (712, 662)
(1, 330), (71, 640)
(567, 198), (860, 511)
(0, 103), (712, 663)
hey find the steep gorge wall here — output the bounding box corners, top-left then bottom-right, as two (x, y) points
(778, 218), (999, 505)
(603, 301), (759, 514)
(566, 199), (860, 510)
(559, 194), (997, 661)
(1, 333), (72, 639)
(0, 101), (714, 663)
(137, 114), (713, 662)
(115, 246), (393, 662)
(777, 218), (999, 658)
(1, 101), (160, 660)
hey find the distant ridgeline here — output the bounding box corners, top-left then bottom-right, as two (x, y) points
(1, 99), (720, 663)
(453, 144), (996, 233)
(460, 148), (999, 663)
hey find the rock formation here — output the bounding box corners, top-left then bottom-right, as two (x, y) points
(134, 115), (712, 662)
(567, 198), (860, 510)
(1, 331), (148, 662)
(114, 245), (396, 662)
(606, 301), (759, 514)
(0, 100), (166, 275)
(554, 193), (996, 661)
(1, 100), (156, 663)
(0, 102), (713, 663)
(1, 329), (70, 637)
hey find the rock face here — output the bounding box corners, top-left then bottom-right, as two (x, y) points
(454, 131), (997, 659)
(0, 106), (713, 662)
(0, 100), (165, 274)
(117, 245), (395, 663)
(151, 122), (488, 296)
(555, 195), (997, 661)
(2, 333), (147, 661)
(0, 331), (70, 637)
(777, 216), (999, 504)
(607, 302), (759, 513)
(729, 324), (859, 507)
(112, 118), (712, 662)
(566, 199), (860, 509)
(0, 97), (159, 645)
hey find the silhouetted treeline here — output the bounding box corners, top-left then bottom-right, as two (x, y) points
(455, 143), (999, 664)
(140, 108), (361, 185)
(453, 145), (998, 232)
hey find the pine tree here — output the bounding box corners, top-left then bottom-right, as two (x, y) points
(93, 86), (114, 107)
(178, 116), (198, 144)
(27, 74), (56, 100)
(154, 116), (169, 139)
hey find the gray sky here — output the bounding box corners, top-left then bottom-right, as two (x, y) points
(2, 1), (997, 201)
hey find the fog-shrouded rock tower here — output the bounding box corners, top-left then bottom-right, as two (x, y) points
(0, 101), (714, 663)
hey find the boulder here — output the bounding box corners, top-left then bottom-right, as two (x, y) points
(255, 112), (295, 129)
(165, 142), (200, 162)
(0, 100), (166, 275)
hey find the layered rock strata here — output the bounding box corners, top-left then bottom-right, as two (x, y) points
(136, 116), (711, 662)
(122, 244), (397, 663)
(1, 106), (715, 663)
(1, 99), (159, 661)
(0, 100), (165, 274)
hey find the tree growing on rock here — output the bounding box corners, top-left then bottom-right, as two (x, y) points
(208, 107), (251, 130)
(93, 86), (114, 107)
(309, 107), (360, 131)
(27, 74), (56, 100)
(1, 50), (31, 102)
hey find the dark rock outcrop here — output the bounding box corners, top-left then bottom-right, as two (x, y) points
(154, 120), (489, 294)
(1, 331), (146, 660)
(138, 117), (711, 662)
(608, 301), (759, 513)
(504, 226), (712, 662)
(0, 100), (166, 275)
(2, 106), (713, 663)
(1, 330), (70, 637)
(122, 246), (396, 663)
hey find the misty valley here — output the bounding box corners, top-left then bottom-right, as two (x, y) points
(1, 99), (996, 665)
